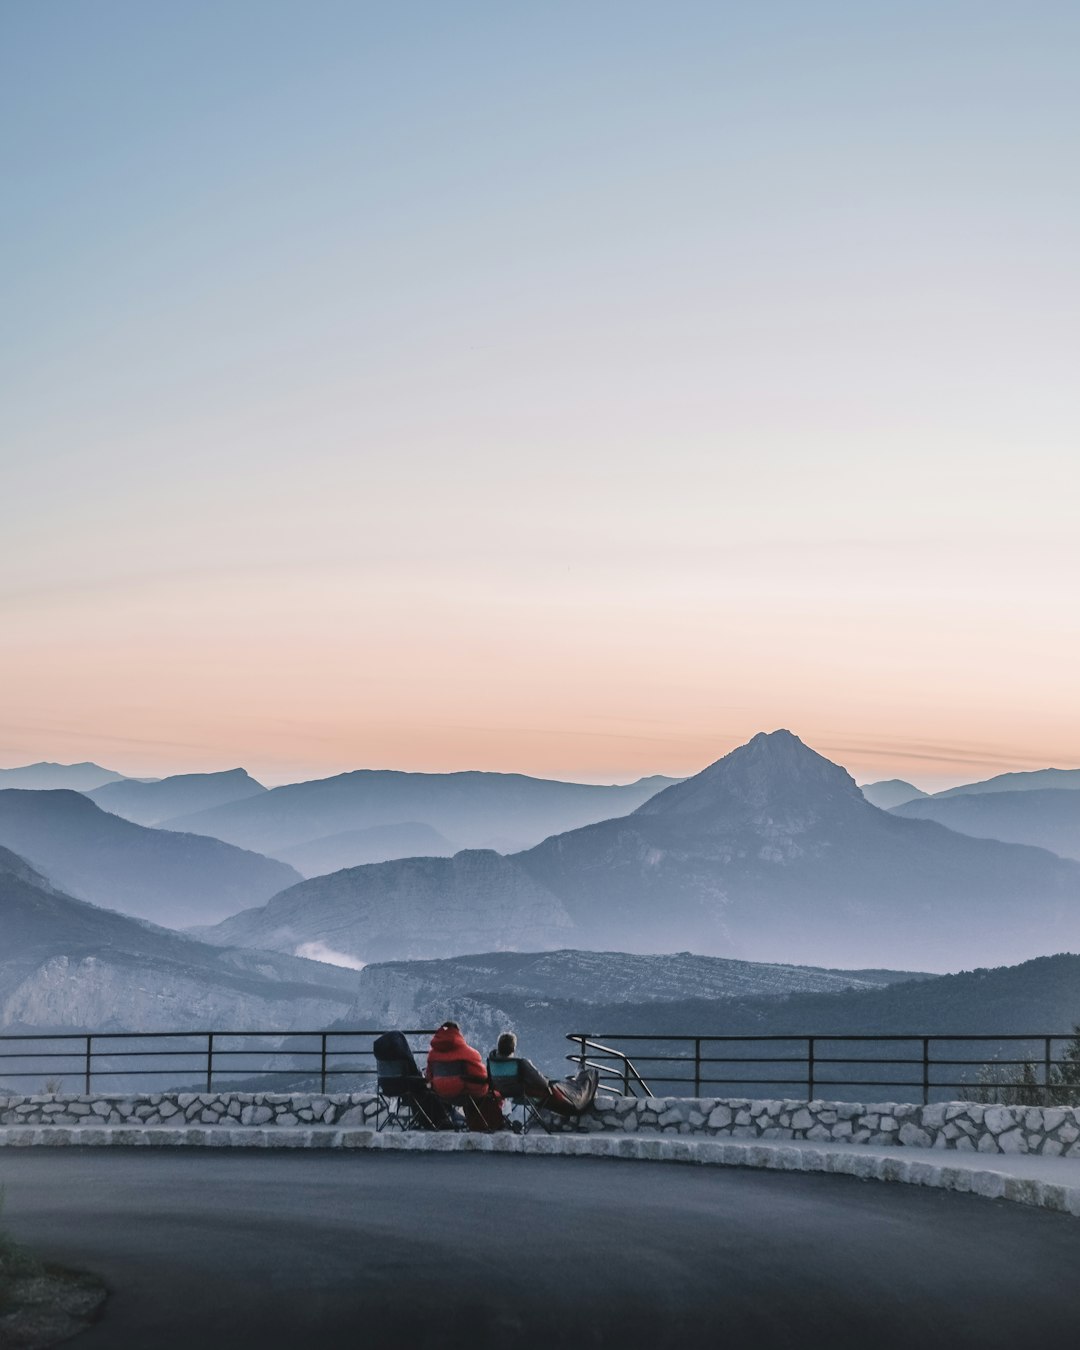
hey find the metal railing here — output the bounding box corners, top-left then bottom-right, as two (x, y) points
(0, 1030), (438, 1095)
(4, 1027), (1077, 1105)
(567, 1033), (1080, 1105)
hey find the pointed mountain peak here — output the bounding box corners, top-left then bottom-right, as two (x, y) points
(635, 730), (861, 820)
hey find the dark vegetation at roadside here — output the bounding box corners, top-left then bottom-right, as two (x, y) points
(0, 1196), (106, 1348)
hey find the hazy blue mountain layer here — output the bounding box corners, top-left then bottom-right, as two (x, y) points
(86, 768), (266, 827)
(0, 762), (127, 792)
(270, 821), (456, 877)
(893, 788), (1080, 861)
(934, 768), (1080, 797)
(0, 790), (300, 928)
(201, 849), (575, 962)
(860, 779), (928, 809)
(204, 731), (1080, 972)
(159, 770), (681, 856)
(0, 845), (359, 1032)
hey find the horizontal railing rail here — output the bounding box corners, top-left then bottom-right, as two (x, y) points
(0, 1030), (438, 1095)
(566, 1032), (1080, 1105)
(4, 1028), (1077, 1105)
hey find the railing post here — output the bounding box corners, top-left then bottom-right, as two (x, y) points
(624, 1052), (630, 1097)
(320, 1033), (328, 1094)
(1045, 1037), (1053, 1106)
(206, 1032), (214, 1093)
(922, 1037), (930, 1105)
(807, 1037), (814, 1100)
(693, 1038), (701, 1097)
(84, 1035), (92, 1095)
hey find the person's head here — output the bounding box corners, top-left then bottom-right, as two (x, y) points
(497, 1031), (517, 1057)
(440, 1021), (460, 1033)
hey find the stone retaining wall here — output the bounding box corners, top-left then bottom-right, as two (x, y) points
(558, 1094), (1080, 1157)
(3, 1092), (1078, 1156)
(0, 1091), (380, 1129)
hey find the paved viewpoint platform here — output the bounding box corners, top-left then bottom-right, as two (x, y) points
(3, 1123), (1080, 1217)
(2, 1148), (1079, 1350)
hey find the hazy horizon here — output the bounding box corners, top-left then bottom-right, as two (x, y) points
(1, 730), (1076, 795)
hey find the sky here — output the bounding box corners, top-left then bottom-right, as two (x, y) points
(2, 1), (1078, 789)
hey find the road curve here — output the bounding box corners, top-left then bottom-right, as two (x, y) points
(2, 1148), (1078, 1349)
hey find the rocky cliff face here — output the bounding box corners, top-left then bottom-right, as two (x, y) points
(348, 947), (930, 1029)
(2, 952), (352, 1031)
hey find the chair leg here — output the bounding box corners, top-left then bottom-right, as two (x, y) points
(526, 1095), (554, 1134)
(407, 1094), (442, 1131)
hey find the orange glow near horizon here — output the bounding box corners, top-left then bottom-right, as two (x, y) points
(3, 561), (1077, 791)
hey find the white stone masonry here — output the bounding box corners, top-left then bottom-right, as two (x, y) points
(2, 1091), (1078, 1157)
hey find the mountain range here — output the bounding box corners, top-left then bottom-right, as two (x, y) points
(158, 769), (682, 860)
(201, 731), (1080, 971)
(202, 849), (576, 961)
(0, 845), (360, 1033)
(0, 789), (300, 927)
(933, 767), (1080, 797)
(0, 761), (127, 792)
(85, 768), (266, 827)
(515, 732), (1080, 968)
(893, 789), (1080, 862)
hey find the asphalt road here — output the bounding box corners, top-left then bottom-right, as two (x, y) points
(2, 1149), (1078, 1349)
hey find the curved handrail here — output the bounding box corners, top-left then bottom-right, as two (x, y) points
(565, 1034), (654, 1098)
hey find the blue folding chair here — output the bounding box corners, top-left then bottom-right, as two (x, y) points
(487, 1056), (553, 1134)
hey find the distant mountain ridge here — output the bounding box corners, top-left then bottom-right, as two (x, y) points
(159, 769), (683, 859)
(0, 789), (300, 927)
(893, 788), (1080, 861)
(0, 762), (128, 792)
(270, 822), (456, 877)
(87, 768), (266, 827)
(860, 779), (928, 809)
(934, 767), (1080, 797)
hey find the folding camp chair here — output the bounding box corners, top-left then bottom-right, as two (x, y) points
(486, 1056), (554, 1134)
(428, 1059), (501, 1131)
(374, 1056), (442, 1132)
(373, 1031), (449, 1132)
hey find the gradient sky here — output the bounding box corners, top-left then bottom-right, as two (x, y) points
(2, 1), (1078, 788)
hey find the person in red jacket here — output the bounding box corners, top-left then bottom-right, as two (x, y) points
(425, 1021), (506, 1132)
